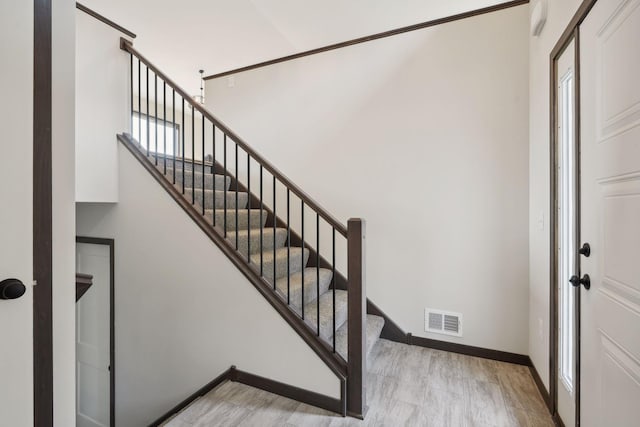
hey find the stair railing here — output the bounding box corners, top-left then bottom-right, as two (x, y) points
(120, 38), (366, 417)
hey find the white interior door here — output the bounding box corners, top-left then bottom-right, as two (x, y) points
(556, 39), (577, 427)
(0, 1), (34, 426)
(77, 242), (112, 427)
(580, 0), (640, 425)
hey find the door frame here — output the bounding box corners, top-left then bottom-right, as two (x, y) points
(76, 236), (116, 427)
(548, 1), (598, 425)
(33, 0), (53, 425)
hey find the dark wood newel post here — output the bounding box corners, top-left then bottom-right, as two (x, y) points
(347, 218), (366, 418)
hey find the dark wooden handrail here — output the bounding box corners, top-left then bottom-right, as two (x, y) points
(76, 2), (136, 39)
(203, 0), (528, 80)
(120, 38), (348, 237)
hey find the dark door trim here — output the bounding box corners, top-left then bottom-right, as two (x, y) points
(33, 0), (53, 425)
(76, 237), (116, 427)
(549, 1), (598, 425)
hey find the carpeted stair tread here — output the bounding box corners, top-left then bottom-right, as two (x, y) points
(334, 314), (385, 362)
(164, 167), (230, 190)
(300, 290), (348, 341)
(227, 228), (288, 256)
(250, 247), (310, 282)
(275, 268), (333, 309)
(204, 209), (268, 231)
(183, 188), (249, 210)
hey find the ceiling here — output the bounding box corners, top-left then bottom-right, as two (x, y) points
(80, 0), (512, 95)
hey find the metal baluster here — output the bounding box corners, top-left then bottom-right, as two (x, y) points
(235, 144), (239, 250)
(212, 123), (216, 227)
(223, 134), (227, 238)
(287, 189), (290, 305)
(154, 73), (158, 164)
(260, 165), (263, 276)
(138, 59), (141, 144)
(163, 82), (166, 174)
(316, 213), (320, 336)
(172, 89), (176, 184)
(301, 201), (305, 320)
(202, 113), (205, 214)
(191, 104), (195, 204)
(130, 54), (133, 136)
(146, 65), (149, 155)
(332, 228), (336, 352)
(181, 98), (185, 194)
(273, 177), (276, 290)
(247, 153), (251, 262)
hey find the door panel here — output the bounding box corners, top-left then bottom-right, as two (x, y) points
(580, 0), (640, 425)
(555, 39), (577, 427)
(77, 243), (111, 427)
(0, 1), (34, 426)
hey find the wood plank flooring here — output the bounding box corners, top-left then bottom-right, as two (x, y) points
(163, 339), (553, 426)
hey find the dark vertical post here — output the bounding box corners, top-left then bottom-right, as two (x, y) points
(301, 201), (305, 319)
(260, 165), (263, 275)
(181, 98), (185, 194)
(138, 59), (141, 143)
(163, 82), (166, 173)
(146, 66), (149, 155)
(223, 134), (228, 237)
(332, 228), (336, 352)
(235, 144), (239, 249)
(212, 123), (216, 227)
(273, 177), (277, 289)
(172, 89), (176, 184)
(191, 104), (195, 203)
(154, 73), (157, 163)
(33, 0), (53, 423)
(286, 189), (290, 304)
(201, 114), (205, 214)
(130, 53), (133, 136)
(316, 213), (320, 336)
(247, 153), (251, 261)
(347, 218), (366, 418)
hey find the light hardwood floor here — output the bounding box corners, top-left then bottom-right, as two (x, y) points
(163, 339), (554, 427)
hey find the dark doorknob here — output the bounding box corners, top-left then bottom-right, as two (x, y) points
(0, 279), (26, 300)
(578, 243), (591, 257)
(569, 274), (591, 290)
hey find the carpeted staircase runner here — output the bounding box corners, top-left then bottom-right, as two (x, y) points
(153, 156), (384, 361)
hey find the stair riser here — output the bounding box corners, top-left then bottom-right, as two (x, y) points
(153, 158), (214, 174)
(229, 229), (288, 257)
(204, 210), (268, 232)
(252, 249), (310, 283)
(184, 189), (248, 210)
(301, 290), (348, 341)
(276, 269), (333, 309)
(167, 170), (230, 191)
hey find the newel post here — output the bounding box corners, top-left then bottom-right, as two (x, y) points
(347, 218), (366, 418)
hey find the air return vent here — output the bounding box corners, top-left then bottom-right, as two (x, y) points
(425, 308), (462, 337)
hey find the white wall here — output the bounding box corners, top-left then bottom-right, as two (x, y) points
(78, 0), (516, 95)
(76, 143), (341, 427)
(0, 1), (34, 425)
(206, 6), (531, 354)
(53, 1), (77, 425)
(76, 10), (131, 202)
(528, 0), (583, 389)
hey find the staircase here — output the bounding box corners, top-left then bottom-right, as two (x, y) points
(119, 38), (386, 418)
(153, 156), (386, 361)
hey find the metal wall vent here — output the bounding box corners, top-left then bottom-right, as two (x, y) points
(425, 308), (462, 337)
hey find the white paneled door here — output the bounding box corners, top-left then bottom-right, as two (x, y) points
(0, 1), (33, 426)
(77, 243), (112, 427)
(580, 0), (640, 425)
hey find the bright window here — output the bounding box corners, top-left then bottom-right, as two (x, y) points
(131, 112), (179, 156)
(558, 69), (575, 394)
